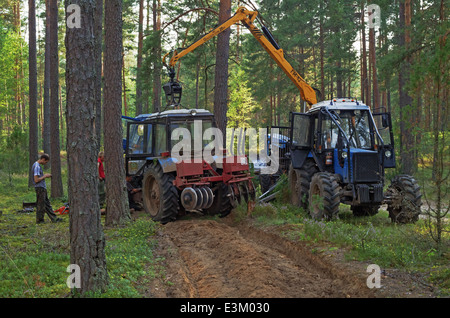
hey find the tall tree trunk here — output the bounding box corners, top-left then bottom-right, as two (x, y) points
(361, 1), (369, 104)
(152, 0), (161, 112)
(104, 0), (131, 226)
(65, 0), (109, 295)
(28, 0), (39, 187)
(143, 0), (151, 113)
(43, 0), (51, 157)
(369, 26), (379, 109)
(213, 0), (231, 141)
(135, 0), (144, 116)
(336, 60), (343, 98)
(399, 0), (415, 174)
(94, 0), (103, 151)
(49, 0), (63, 198)
(319, 2), (325, 99)
(122, 49), (127, 116)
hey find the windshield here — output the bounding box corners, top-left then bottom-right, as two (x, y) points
(170, 119), (214, 150)
(321, 110), (372, 149)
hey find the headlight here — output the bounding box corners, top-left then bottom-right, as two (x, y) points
(341, 152), (348, 159)
(385, 150), (392, 158)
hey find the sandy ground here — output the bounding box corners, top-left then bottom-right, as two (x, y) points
(141, 212), (438, 299)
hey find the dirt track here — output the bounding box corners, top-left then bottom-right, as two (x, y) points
(148, 215), (377, 298)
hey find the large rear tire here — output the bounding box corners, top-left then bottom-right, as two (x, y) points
(142, 163), (179, 224)
(289, 160), (318, 209)
(297, 160), (319, 209)
(386, 174), (422, 224)
(309, 172), (340, 220)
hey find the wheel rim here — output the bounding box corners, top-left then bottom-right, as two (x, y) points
(145, 174), (160, 217)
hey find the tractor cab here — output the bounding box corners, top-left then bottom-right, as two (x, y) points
(288, 98), (420, 223)
(125, 109), (215, 175)
(290, 98), (395, 184)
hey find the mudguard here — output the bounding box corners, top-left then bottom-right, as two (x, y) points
(291, 149), (309, 169)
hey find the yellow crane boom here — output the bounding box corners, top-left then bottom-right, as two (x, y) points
(163, 6), (318, 106)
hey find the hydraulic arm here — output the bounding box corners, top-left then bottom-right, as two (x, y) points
(163, 6), (318, 107)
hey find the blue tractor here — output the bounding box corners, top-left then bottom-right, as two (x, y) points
(288, 98), (422, 223)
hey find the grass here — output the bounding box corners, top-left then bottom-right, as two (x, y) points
(1, 166), (448, 297)
(85, 217), (164, 298)
(0, 170), (166, 298)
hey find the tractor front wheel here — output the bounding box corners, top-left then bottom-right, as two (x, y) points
(142, 163), (179, 224)
(309, 172), (340, 220)
(386, 174), (422, 224)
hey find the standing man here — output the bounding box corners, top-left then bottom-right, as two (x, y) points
(98, 151), (106, 209)
(32, 154), (62, 224)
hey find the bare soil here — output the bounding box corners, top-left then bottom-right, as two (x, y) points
(142, 211), (439, 299)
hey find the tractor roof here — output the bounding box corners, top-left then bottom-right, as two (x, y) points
(308, 98), (370, 113)
(134, 108), (214, 121)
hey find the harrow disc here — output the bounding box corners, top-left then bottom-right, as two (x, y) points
(181, 187), (198, 211)
(194, 188), (204, 210)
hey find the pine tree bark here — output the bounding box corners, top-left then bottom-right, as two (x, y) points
(152, 0), (161, 112)
(135, 0), (144, 116)
(369, 27), (379, 109)
(368, 1), (379, 109)
(65, 0), (109, 294)
(104, 0), (131, 226)
(94, 0), (103, 150)
(361, 1), (369, 105)
(28, 0), (39, 187)
(213, 0), (231, 141)
(43, 0), (51, 157)
(49, 0), (63, 198)
(399, 0), (415, 174)
(319, 11), (325, 100)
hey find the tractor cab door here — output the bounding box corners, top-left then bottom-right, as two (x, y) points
(290, 113), (312, 169)
(125, 121), (154, 175)
(373, 112), (396, 168)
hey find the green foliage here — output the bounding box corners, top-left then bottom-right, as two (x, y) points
(0, 126), (29, 178)
(0, 169), (164, 298)
(227, 65), (260, 128)
(0, 19), (29, 132)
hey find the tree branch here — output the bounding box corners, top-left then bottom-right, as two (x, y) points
(162, 8), (219, 31)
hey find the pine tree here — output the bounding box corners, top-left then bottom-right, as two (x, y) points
(65, 0), (109, 294)
(104, 0), (131, 226)
(28, 0), (39, 187)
